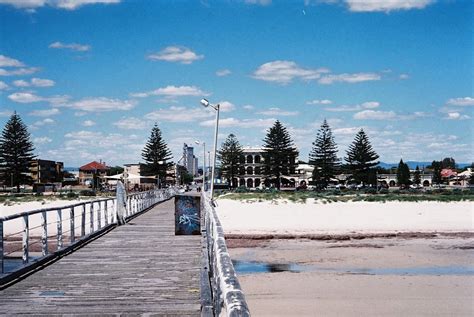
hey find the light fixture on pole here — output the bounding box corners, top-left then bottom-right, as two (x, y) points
(200, 98), (220, 200)
(195, 140), (206, 191)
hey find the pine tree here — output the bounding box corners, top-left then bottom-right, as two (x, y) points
(309, 119), (340, 188)
(141, 124), (173, 187)
(0, 112), (36, 192)
(262, 120), (298, 189)
(431, 160), (442, 185)
(344, 129), (379, 185)
(396, 159), (411, 187)
(218, 134), (243, 189)
(413, 165), (421, 185)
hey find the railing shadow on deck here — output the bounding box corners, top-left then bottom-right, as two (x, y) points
(201, 192), (251, 317)
(0, 187), (177, 289)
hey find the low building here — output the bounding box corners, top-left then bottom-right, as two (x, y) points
(29, 159), (64, 184)
(235, 147), (300, 189)
(123, 163), (156, 190)
(79, 161), (109, 185)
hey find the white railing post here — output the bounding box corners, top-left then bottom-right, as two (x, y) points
(98, 202), (102, 230)
(57, 209), (63, 250)
(90, 202), (94, 234)
(0, 220), (4, 274)
(41, 211), (48, 256)
(70, 207), (75, 243)
(105, 200), (109, 226)
(81, 204), (86, 237)
(22, 215), (29, 264)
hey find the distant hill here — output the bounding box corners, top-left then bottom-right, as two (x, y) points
(378, 161), (472, 170)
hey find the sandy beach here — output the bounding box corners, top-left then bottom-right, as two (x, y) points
(0, 198), (108, 237)
(216, 199), (474, 235)
(217, 198), (474, 316)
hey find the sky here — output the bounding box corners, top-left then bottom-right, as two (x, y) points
(0, 0), (472, 167)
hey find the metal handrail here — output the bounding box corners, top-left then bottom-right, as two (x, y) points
(0, 187), (177, 276)
(202, 193), (250, 317)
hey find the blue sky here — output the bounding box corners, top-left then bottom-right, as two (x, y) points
(0, 0), (472, 167)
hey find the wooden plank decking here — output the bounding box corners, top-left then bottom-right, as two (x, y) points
(0, 198), (202, 316)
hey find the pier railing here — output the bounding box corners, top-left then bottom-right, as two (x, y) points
(0, 187), (176, 281)
(201, 193), (250, 317)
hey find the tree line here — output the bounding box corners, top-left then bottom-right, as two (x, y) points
(1, 112), (472, 192)
(218, 119), (380, 189)
(218, 120), (474, 189)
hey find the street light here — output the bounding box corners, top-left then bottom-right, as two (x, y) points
(200, 98), (220, 200)
(195, 140), (206, 191)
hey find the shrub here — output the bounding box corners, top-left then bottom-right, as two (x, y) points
(67, 191), (78, 198)
(79, 190), (96, 196)
(364, 188), (377, 194)
(378, 188), (389, 194)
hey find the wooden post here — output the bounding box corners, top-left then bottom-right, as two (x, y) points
(22, 215), (29, 264)
(81, 204), (86, 237)
(0, 220), (4, 274)
(57, 209), (63, 250)
(90, 202), (94, 234)
(70, 207), (75, 243)
(41, 211), (48, 256)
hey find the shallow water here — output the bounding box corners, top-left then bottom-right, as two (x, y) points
(232, 260), (474, 276)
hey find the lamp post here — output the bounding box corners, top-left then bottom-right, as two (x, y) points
(195, 141), (206, 191)
(200, 98), (220, 200)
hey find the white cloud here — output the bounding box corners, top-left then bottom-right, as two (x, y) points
(33, 118), (55, 126)
(217, 101), (236, 112)
(0, 67), (39, 76)
(113, 117), (147, 130)
(131, 85), (209, 98)
(49, 41), (90, 52)
(446, 97), (474, 107)
(0, 54), (25, 67)
(13, 80), (30, 87)
(146, 106), (214, 122)
(345, 0), (434, 13)
(54, 0), (120, 10)
(253, 60), (328, 84)
(306, 99), (332, 105)
(0, 109), (13, 117)
(147, 46), (203, 64)
(318, 72), (381, 84)
(68, 97), (136, 112)
(0, 80), (9, 90)
(0, 0), (119, 10)
(200, 117), (276, 128)
(325, 101), (380, 112)
(245, 0), (271, 5)
(29, 108), (60, 117)
(82, 120), (96, 127)
(8, 92), (43, 103)
(353, 110), (397, 120)
(65, 130), (102, 139)
(399, 74), (409, 80)
(216, 69), (231, 77)
(445, 112), (471, 120)
(243, 105), (254, 110)
(8, 92), (68, 104)
(34, 136), (52, 144)
(31, 77), (55, 87)
(13, 77), (55, 87)
(258, 107), (299, 116)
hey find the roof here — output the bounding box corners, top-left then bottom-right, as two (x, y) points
(441, 168), (457, 178)
(79, 161), (109, 171)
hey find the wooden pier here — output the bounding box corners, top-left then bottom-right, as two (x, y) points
(0, 199), (201, 316)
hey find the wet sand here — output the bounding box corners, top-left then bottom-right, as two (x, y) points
(229, 237), (474, 316)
